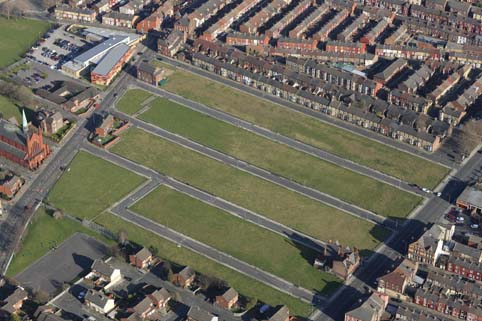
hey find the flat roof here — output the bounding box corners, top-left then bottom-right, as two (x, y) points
(92, 43), (130, 76)
(458, 186), (482, 208)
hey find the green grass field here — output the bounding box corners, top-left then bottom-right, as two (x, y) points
(0, 95), (22, 122)
(116, 89), (153, 115)
(7, 208), (114, 277)
(138, 96), (421, 218)
(132, 185), (341, 294)
(155, 62), (448, 188)
(95, 213), (313, 318)
(0, 17), (50, 68)
(112, 128), (389, 250)
(47, 151), (145, 220)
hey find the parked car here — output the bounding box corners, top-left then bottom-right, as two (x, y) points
(470, 224), (479, 229)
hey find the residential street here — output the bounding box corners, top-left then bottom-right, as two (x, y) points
(157, 56), (456, 168)
(112, 109), (395, 229)
(312, 149), (482, 320)
(133, 81), (427, 198)
(82, 143), (329, 304)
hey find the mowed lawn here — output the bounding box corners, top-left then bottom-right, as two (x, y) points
(95, 213), (313, 318)
(112, 128), (389, 250)
(157, 63), (449, 188)
(138, 97), (421, 218)
(0, 17), (50, 68)
(132, 185), (341, 294)
(7, 208), (114, 277)
(47, 151), (145, 220)
(116, 89), (152, 115)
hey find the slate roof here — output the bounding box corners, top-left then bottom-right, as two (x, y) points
(1, 288), (27, 314)
(268, 305), (289, 321)
(85, 290), (111, 308)
(91, 259), (114, 277)
(220, 288), (238, 302)
(187, 307), (215, 321)
(134, 247), (152, 262)
(150, 288), (170, 302)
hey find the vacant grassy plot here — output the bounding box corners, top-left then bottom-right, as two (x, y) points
(112, 128), (388, 250)
(157, 63), (448, 188)
(0, 95), (22, 122)
(116, 89), (153, 115)
(47, 151), (145, 220)
(132, 185), (341, 293)
(139, 97), (421, 218)
(0, 17), (50, 68)
(95, 213), (313, 318)
(7, 208), (114, 277)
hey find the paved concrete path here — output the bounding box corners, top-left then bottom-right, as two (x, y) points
(134, 81), (426, 198)
(83, 144), (333, 304)
(157, 56), (454, 168)
(111, 110), (395, 229)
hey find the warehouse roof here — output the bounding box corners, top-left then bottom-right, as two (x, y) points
(91, 43), (130, 77)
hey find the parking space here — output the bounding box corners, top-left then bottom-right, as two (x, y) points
(27, 24), (90, 70)
(12, 60), (79, 91)
(441, 206), (481, 237)
(15, 233), (110, 296)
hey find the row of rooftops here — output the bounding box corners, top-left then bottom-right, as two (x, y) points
(191, 48), (448, 144)
(414, 287), (482, 317)
(288, 4), (330, 39)
(267, 0), (312, 37)
(424, 266), (482, 299)
(239, 0), (292, 34)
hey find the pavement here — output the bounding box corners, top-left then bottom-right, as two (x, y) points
(311, 148), (482, 320)
(133, 80), (427, 198)
(111, 108), (395, 229)
(16, 233), (110, 295)
(156, 55), (456, 168)
(81, 143), (328, 305)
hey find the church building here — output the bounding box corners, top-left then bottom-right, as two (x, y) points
(0, 110), (51, 170)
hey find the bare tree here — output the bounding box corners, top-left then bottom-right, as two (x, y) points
(33, 289), (50, 304)
(117, 229), (128, 246)
(458, 120), (482, 156)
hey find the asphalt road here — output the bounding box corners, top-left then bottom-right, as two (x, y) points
(157, 56), (455, 168)
(112, 110), (394, 229)
(0, 119), (88, 274)
(134, 80), (426, 198)
(312, 150), (482, 320)
(83, 143), (330, 303)
(0, 43), (143, 274)
(110, 203), (321, 305)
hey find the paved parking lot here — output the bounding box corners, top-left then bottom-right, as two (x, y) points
(16, 233), (110, 295)
(28, 24), (90, 69)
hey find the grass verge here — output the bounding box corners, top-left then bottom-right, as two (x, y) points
(131, 185), (342, 294)
(116, 89), (152, 115)
(111, 128), (389, 251)
(154, 61), (449, 188)
(7, 207), (114, 277)
(0, 17), (50, 68)
(47, 151), (146, 220)
(95, 213), (314, 318)
(139, 96), (421, 218)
